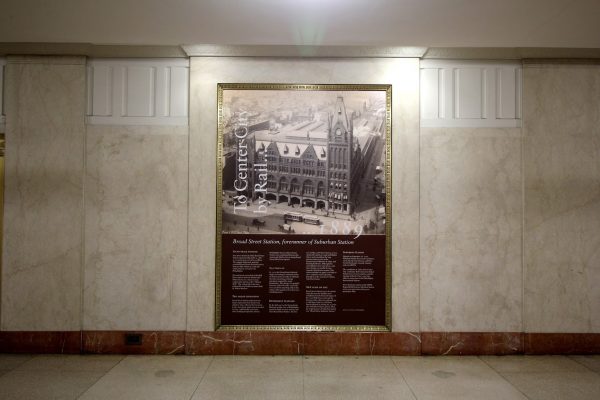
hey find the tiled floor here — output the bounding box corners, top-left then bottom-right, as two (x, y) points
(0, 354), (598, 399)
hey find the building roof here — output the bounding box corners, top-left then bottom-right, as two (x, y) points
(255, 132), (328, 160)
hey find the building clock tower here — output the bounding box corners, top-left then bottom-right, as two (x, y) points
(327, 96), (354, 214)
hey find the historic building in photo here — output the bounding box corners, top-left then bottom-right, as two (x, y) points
(233, 96), (380, 215)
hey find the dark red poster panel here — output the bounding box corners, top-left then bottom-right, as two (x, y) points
(216, 84), (392, 330)
(220, 234), (386, 327)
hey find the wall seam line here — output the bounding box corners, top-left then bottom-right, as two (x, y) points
(81, 58), (88, 352)
(417, 59), (423, 342)
(184, 66), (191, 341)
(520, 60), (526, 337)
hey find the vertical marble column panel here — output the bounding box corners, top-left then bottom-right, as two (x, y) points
(2, 56), (86, 331)
(84, 125), (188, 330)
(188, 58), (420, 331)
(420, 127), (523, 332)
(523, 64), (600, 333)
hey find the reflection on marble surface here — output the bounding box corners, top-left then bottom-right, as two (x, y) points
(523, 64), (600, 333)
(79, 355), (211, 400)
(393, 356), (529, 400)
(305, 357), (414, 400)
(188, 58), (420, 331)
(191, 356), (302, 400)
(84, 125), (188, 330)
(420, 127), (522, 332)
(184, 331), (421, 355)
(421, 332), (523, 355)
(2, 56), (86, 330)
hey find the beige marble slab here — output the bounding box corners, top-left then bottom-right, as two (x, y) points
(420, 127), (523, 332)
(79, 355), (211, 400)
(523, 64), (600, 333)
(499, 370), (600, 400)
(481, 355), (591, 373)
(84, 125), (188, 330)
(0, 353), (121, 400)
(0, 370), (109, 400)
(393, 356), (527, 400)
(303, 356), (416, 400)
(0, 354), (33, 377)
(192, 356), (302, 400)
(1, 56), (86, 330)
(570, 355), (600, 374)
(188, 57), (420, 331)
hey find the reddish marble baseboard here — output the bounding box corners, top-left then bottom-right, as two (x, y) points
(186, 331), (305, 355)
(185, 331), (421, 356)
(421, 332), (523, 355)
(0, 331), (81, 354)
(524, 333), (600, 355)
(1, 331), (598, 355)
(303, 332), (421, 355)
(82, 331), (185, 355)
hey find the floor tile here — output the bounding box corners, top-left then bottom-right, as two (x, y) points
(191, 356), (303, 400)
(481, 355), (590, 373)
(0, 354), (597, 399)
(0, 370), (108, 400)
(392, 356), (527, 400)
(0, 354), (33, 370)
(0, 354), (123, 400)
(79, 355), (212, 400)
(570, 355), (600, 374)
(16, 354), (124, 372)
(500, 371), (600, 400)
(304, 356), (416, 400)
(481, 355), (600, 400)
(0, 354), (33, 377)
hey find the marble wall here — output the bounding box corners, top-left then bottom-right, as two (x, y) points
(2, 56), (86, 331)
(1, 55), (599, 337)
(188, 57), (421, 332)
(420, 127), (522, 332)
(523, 64), (600, 333)
(84, 125), (189, 330)
(419, 63), (600, 335)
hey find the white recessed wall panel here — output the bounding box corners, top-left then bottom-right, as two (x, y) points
(125, 66), (155, 117)
(156, 67), (169, 117)
(420, 68), (439, 119)
(455, 68), (483, 119)
(421, 60), (521, 128)
(91, 65), (112, 116)
(170, 67), (189, 117)
(497, 67), (518, 119)
(87, 58), (189, 126)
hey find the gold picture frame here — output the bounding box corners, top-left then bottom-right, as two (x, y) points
(216, 83), (392, 332)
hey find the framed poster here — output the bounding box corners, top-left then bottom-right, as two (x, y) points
(216, 84), (391, 331)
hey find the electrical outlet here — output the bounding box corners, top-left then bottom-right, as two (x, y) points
(125, 333), (142, 346)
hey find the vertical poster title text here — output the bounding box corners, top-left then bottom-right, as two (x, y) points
(233, 115), (268, 214)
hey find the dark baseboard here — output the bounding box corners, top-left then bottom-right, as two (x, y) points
(82, 331), (186, 355)
(0, 331), (81, 354)
(524, 333), (600, 355)
(421, 332), (523, 355)
(1, 331), (598, 355)
(185, 331), (421, 356)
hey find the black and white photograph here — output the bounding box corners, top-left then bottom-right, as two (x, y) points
(218, 85), (391, 236)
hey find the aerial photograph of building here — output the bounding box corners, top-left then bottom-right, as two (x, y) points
(220, 89), (388, 235)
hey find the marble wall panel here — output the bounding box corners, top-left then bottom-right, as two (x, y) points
(523, 64), (600, 333)
(2, 56), (86, 330)
(420, 127), (522, 332)
(188, 58), (420, 331)
(84, 125), (188, 330)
